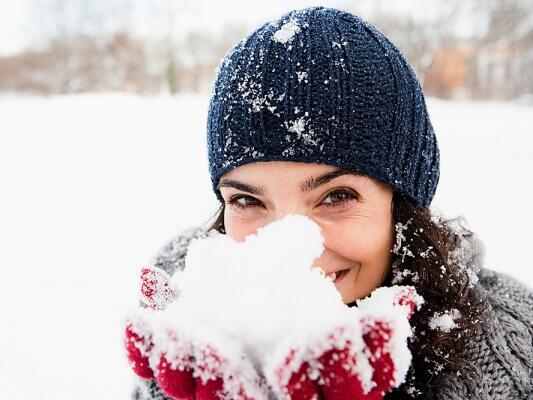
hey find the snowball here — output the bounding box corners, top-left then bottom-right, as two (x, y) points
(273, 21), (300, 44)
(162, 214), (345, 368)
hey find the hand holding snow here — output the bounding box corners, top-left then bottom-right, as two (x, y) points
(173, 214), (347, 361)
(124, 215), (424, 399)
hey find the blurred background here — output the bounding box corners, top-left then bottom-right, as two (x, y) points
(1, 0), (532, 99)
(0, 1), (531, 399)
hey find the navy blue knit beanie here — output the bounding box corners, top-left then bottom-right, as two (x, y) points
(207, 6), (439, 209)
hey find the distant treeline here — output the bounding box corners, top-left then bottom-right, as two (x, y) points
(1, 1), (531, 100)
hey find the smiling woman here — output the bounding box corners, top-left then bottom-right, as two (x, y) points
(207, 160), (494, 398)
(131, 6), (533, 400)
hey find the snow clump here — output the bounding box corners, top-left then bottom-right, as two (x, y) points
(273, 21), (301, 44)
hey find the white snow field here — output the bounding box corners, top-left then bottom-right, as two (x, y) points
(0, 93), (531, 399)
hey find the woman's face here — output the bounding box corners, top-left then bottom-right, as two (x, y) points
(218, 161), (394, 303)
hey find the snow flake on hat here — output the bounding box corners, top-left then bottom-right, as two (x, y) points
(283, 115), (319, 148)
(286, 117), (306, 137)
(242, 146), (265, 159)
(296, 71), (308, 83)
(331, 41), (347, 49)
(273, 20), (300, 44)
(281, 147), (296, 157)
(237, 75), (281, 116)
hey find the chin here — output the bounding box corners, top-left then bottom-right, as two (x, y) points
(341, 292), (359, 306)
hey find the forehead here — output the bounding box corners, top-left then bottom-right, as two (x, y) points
(221, 161), (342, 180)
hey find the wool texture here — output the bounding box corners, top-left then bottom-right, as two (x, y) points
(130, 225), (533, 400)
(207, 7), (439, 209)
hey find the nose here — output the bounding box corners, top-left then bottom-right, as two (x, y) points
(271, 206), (310, 223)
(270, 207), (327, 248)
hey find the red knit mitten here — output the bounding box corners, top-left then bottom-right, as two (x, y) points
(266, 286), (422, 400)
(139, 266), (177, 310)
(124, 266), (267, 400)
(125, 266), (174, 379)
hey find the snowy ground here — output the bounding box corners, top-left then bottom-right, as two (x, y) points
(0, 93), (531, 399)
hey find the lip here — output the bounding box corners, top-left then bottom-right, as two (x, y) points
(321, 263), (360, 287)
(332, 268), (351, 288)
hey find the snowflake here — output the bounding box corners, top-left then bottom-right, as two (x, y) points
(296, 71), (308, 83)
(273, 21), (300, 44)
(429, 309), (460, 332)
(287, 117), (306, 138)
(392, 219), (414, 262)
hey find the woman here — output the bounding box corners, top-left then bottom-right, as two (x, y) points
(132, 7), (533, 399)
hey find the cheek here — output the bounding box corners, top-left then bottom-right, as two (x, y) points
(331, 219), (393, 302)
(331, 218), (393, 264)
(224, 210), (266, 243)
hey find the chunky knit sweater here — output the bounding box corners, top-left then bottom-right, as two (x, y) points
(130, 225), (533, 400)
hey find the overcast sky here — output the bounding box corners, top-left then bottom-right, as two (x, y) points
(0, 0), (480, 56)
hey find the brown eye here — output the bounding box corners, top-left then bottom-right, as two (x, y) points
(321, 189), (357, 208)
(226, 195), (262, 210)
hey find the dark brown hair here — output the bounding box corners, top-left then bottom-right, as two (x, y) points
(207, 190), (489, 398)
(384, 191), (489, 398)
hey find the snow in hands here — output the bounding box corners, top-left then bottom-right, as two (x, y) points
(124, 215), (424, 399)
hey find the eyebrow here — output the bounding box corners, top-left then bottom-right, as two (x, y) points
(217, 168), (363, 195)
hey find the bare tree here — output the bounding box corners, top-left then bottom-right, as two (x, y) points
(22, 0), (135, 92)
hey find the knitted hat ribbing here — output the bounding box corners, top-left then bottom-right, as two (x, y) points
(206, 6), (440, 208)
